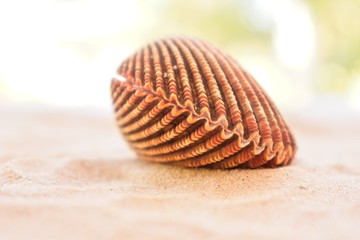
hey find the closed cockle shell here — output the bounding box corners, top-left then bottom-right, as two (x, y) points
(111, 37), (296, 169)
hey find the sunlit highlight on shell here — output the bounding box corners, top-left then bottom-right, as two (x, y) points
(111, 37), (296, 169)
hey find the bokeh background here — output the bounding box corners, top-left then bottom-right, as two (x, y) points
(1, 0), (359, 113)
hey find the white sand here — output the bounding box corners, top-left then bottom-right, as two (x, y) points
(0, 104), (359, 239)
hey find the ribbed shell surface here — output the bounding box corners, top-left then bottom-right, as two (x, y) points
(111, 37), (296, 169)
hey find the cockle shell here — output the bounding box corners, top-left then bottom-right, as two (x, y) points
(111, 37), (296, 169)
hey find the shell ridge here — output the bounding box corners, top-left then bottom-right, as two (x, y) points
(143, 45), (153, 88)
(157, 41), (178, 97)
(202, 41), (258, 138)
(173, 39), (212, 115)
(191, 38), (242, 131)
(163, 39), (195, 104)
(113, 80), (244, 163)
(112, 80), (217, 145)
(134, 48), (144, 86)
(149, 42), (165, 92)
(181, 38), (227, 121)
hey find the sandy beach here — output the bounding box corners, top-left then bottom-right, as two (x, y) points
(0, 104), (359, 239)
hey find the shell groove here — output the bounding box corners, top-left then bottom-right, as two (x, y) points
(111, 37), (296, 169)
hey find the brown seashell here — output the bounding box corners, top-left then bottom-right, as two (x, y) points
(111, 37), (296, 169)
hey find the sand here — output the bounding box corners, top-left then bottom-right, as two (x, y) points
(0, 104), (359, 240)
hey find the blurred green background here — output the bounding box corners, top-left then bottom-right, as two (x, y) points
(0, 0), (359, 111)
